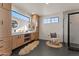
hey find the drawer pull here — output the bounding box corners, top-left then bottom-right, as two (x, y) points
(0, 20), (3, 25)
(2, 20), (3, 25)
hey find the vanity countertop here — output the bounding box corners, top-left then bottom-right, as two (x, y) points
(12, 31), (36, 36)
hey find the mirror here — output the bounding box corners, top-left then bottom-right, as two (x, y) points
(12, 20), (19, 29)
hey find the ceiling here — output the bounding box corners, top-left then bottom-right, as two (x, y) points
(12, 3), (79, 16)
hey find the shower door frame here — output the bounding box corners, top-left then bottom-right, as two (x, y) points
(68, 12), (79, 51)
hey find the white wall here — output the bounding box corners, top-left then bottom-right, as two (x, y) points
(39, 12), (63, 42)
(12, 5), (31, 17)
(39, 9), (79, 43)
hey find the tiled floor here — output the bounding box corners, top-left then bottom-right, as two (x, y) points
(12, 40), (79, 56)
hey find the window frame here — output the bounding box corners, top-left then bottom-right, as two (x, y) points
(11, 10), (30, 22)
(50, 17), (59, 23)
(43, 17), (59, 24)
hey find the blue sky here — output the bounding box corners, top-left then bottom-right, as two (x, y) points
(11, 11), (29, 21)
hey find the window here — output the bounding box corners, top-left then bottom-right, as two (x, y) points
(12, 20), (18, 28)
(11, 10), (30, 21)
(43, 17), (59, 24)
(11, 10), (31, 32)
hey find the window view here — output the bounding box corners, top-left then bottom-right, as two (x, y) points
(11, 10), (31, 33)
(12, 11), (29, 21)
(43, 17), (59, 24)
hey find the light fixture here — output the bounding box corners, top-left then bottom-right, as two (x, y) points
(32, 12), (36, 15)
(46, 3), (48, 4)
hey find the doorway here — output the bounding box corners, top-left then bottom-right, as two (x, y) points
(68, 12), (79, 51)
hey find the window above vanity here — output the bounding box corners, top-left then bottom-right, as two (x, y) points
(11, 10), (32, 33)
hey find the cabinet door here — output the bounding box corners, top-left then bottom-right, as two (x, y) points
(31, 32), (39, 40)
(2, 3), (11, 11)
(34, 32), (39, 40)
(35, 32), (39, 40)
(0, 8), (11, 37)
(12, 35), (24, 49)
(31, 33), (35, 40)
(16, 35), (24, 47)
(12, 36), (18, 49)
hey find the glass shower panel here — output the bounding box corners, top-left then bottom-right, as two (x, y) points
(69, 14), (79, 48)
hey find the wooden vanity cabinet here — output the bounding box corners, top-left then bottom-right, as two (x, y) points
(12, 33), (35, 50)
(12, 35), (24, 49)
